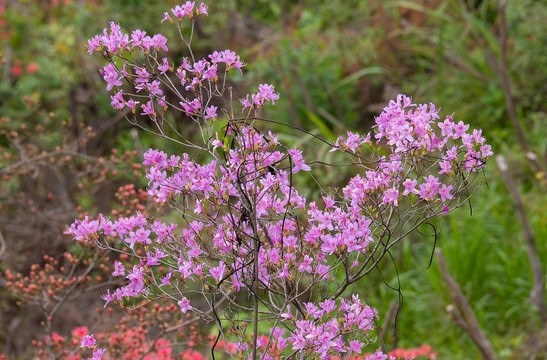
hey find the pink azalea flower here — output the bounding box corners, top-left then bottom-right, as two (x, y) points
(125, 99), (139, 112)
(240, 94), (252, 111)
(161, 271), (172, 286)
(221, 49), (237, 66)
(181, 98), (201, 114)
(192, 59), (207, 74)
(202, 64), (217, 80)
(112, 260), (125, 276)
(146, 80), (163, 97)
(131, 29), (146, 47)
(365, 349), (390, 360)
(418, 175), (441, 201)
(472, 128), (486, 144)
(208, 50), (222, 64)
(184, 76), (200, 91)
(233, 342), (248, 353)
(304, 302), (324, 318)
(438, 160), (452, 174)
(257, 83), (280, 104)
(141, 101), (155, 116)
(438, 184), (454, 202)
(271, 326), (285, 339)
(209, 261), (226, 282)
(446, 145), (459, 160)
(221, 49), (244, 73)
(172, 2), (195, 19)
(143, 149), (168, 167)
(134, 66), (150, 83)
(161, 12), (172, 23)
(90, 348), (106, 360)
(101, 289), (114, 307)
(438, 116), (454, 137)
(110, 91), (124, 110)
(205, 105), (217, 119)
(298, 255), (313, 273)
(198, 2), (208, 16)
(181, 1), (196, 15)
(348, 340), (364, 353)
(158, 58), (171, 74)
(382, 187), (399, 206)
(171, 5), (185, 20)
(481, 144), (493, 157)
(344, 131), (362, 153)
(453, 120), (470, 139)
(100, 63), (123, 91)
(178, 297), (192, 313)
(87, 35), (101, 54)
(320, 299), (336, 313)
(288, 149), (311, 173)
(281, 305), (293, 320)
(80, 334), (95, 348)
(151, 34), (168, 52)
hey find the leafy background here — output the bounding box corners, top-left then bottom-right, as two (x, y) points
(0, 0), (546, 359)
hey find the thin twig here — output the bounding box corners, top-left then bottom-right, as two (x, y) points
(436, 248), (499, 360)
(496, 155), (547, 322)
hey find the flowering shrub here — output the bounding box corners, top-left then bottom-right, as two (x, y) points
(66, 2), (490, 359)
(28, 302), (208, 360)
(24, 322), (435, 360)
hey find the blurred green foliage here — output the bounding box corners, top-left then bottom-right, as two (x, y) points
(1, 0), (546, 358)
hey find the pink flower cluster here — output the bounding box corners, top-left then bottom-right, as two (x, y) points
(87, 21), (167, 55)
(100, 48), (243, 119)
(334, 94), (492, 215)
(240, 83), (280, 111)
(287, 296), (376, 358)
(87, 4), (248, 122)
(241, 296), (377, 359)
(164, 2), (208, 22)
(75, 3), (491, 359)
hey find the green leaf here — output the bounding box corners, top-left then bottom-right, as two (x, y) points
(304, 109), (335, 140)
(334, 66), (385, 89)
